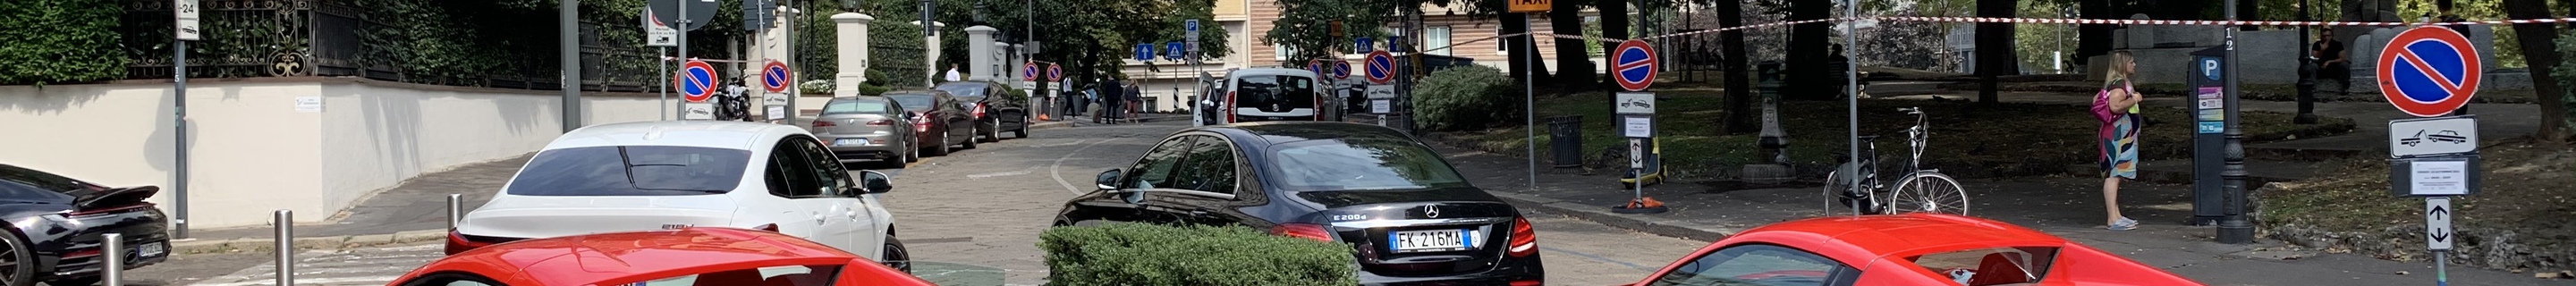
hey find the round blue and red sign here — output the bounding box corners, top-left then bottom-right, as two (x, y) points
(678, 60), (719, 102)
(1331, 61), (1352, 80)
(2377, 26), (2482, 117)
(1365, 51), (1395, 84)
(1046, 63), (1063, 82)
(1614, 40), (1659, 91)
(761, 61), (792, 93)
(1023, 63), (1040, 81)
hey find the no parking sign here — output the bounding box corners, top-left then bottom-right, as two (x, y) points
(1612, 40), (1659, 91)
(677, 60), (718, 102)
(2376, 27), (2481, 117)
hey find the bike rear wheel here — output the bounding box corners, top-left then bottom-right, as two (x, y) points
(1887, 172), (1970, 215)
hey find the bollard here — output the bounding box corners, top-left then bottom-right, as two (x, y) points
(446, 194), (462, 230)
(273, 210), (292, 286)
(101, 233), (122, 286)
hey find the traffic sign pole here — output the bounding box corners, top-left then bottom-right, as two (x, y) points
(173, 0), (199, 239)
(2219, 0), (2254, 245)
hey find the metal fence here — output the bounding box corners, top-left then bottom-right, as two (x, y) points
(121, 0), (661, 92)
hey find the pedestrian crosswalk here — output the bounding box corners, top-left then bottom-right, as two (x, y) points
(184, 244), (442, 286)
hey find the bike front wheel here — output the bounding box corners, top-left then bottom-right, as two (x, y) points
(1886, 172), (1970, 215)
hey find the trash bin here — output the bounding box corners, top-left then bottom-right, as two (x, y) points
(1548, 115), (1583, 168)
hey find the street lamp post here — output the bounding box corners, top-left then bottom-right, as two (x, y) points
(2218, 0), (2255, 244)
(2293, 0), (2320, 124)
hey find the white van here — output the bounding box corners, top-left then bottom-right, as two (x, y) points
(1212, 68), (1324, 123)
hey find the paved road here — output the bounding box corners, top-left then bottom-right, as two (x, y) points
(119, 121), (1712, 285)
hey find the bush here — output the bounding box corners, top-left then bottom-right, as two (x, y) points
(1038, 223), (1355, 286)
(0, 0), (123, 85)
(858, 82), (893, 97)
(2556, 29), (2576, 136)
(1413, 65), (1525, 131)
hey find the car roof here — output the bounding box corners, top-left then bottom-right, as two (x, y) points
(548, 121), (806, 151)
(1725, 214), (2072, 264)
(882, 89), (950, 97)
(434, 228), (863, 286)
(831, 97), (887, 102)
(1228, 68), (1319, 79)
(1190, 122), (1411, 147)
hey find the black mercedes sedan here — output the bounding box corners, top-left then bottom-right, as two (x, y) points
(1052, 122), (1544, 285)
(0, 164), (170, 286)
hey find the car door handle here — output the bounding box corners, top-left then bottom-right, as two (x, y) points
(1189, 210), (1209, 216)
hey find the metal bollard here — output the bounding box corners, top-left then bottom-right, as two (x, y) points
(273, 210), (292, 286)
(446, 194), (462, 230)
(101, 233), (122, 286)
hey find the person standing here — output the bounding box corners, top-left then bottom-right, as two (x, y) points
(2311, 28), (2349, 99)
(2091, 51), (2144, 231)
(944, 64), (963, 82)
(1099, 78), (1125, 123)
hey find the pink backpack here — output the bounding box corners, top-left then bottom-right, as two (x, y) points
(2089, 80), (2129, 124)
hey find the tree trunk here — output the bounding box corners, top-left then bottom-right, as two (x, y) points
(1975, 0), (2019, 104)
(2235, 0), (2258, 30)
(1785, 0), (1830, 100)
(1504, 13), (1554, 83)
(2503, 0), (2570, 142)
(1550, 0), (1596, 88)
(1721, 0), (1756, 133)
(2078, 0), (2113, 63)
(1597, 0), (1631, 87)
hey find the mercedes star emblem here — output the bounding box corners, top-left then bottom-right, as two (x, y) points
(1424, 205), (1441, 218)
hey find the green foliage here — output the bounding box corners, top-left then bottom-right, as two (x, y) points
(0, 0), (125, 85)
(869, 20), (930, 88)
(859, 82), (894, 97)
(1263, 0), (1396, 65)
(1414, 65), (1524, 131)
(2557, 29), (2576, 134)
(1038, 223), (1356, 286)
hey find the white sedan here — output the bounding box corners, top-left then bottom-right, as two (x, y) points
(445, 121), (909, 272)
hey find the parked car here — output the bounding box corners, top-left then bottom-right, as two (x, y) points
(447, 121), (910, 273)
(883, 90), (978, 156)
(1050, 122), (1543, 284)
(934, 80), (1031, 141)
(809, 97), (919, 167)
(0, 164), (171, 286)
(395, 227), (932, 286)
(1213, 68), (1325, 123)
(1623, 214), (2202, 286)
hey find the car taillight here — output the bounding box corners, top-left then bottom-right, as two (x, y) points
(811, 120), (837, 128)
(972, 103), (987, 118)
(65, 202), (155, 217)
(445, 230), (495, 255)
(754, 223), (780, 232)
(911, 114), (931, 132)
(1224, 91), (1238, 123)
(1509, 216), (1538, 257)
(1267, 223), (1333, 242)
(867, 119), (894, 126)
(1509, 280), (1542, 286)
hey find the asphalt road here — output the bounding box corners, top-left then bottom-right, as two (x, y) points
(117, 121), (1709, 285)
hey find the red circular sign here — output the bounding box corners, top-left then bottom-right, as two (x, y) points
(677, 60), (719, 102)
(2376, 26), (2482, 117)
(1046, 63), (1063, 82)
(761, 61), (792, 93)
(1365, 51), (1395, 84)
(1613, 40), (1659, 91)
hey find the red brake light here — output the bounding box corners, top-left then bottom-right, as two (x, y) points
(1509, 216), (1538, 257)
(971, 103), (988, 118)
(811, 120), (837, 128)
(867, 119), (894, 126)
(1224, 91), (1238, 123)
(1509, 280), (1543, 286)
(911, 114), (931, 132)
(445, 230), (495, 255)
(754, 223), (780, 232)
(1267, 223), (1334, 242)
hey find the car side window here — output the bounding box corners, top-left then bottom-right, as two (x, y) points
(1647, 244), (1854, 286)
(767, 140), (828, 198)
(626, 265), (843, 286)
(1167, 135), (1237, 195)
(794, 138), (858, 197)
(1123, 136), (1198, 189)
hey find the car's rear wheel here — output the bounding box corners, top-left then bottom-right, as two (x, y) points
(0, 230), (32, 286)
(882, 237), (912, 273)
(927, 132), (953, 156)
(979, 118), (1002, 142)
(962, 131), (979, 149)
(902, 140), (919, 164)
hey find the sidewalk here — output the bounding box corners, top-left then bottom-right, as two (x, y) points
(1437, 144), (2557, 285)
(174, 154), (526, 253)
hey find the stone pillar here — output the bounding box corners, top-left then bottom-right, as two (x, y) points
(966, 26), (997, 81)
(991, 42), (1012, 80)
(917, 21), (944, 87)
(833, 13), (873, 97)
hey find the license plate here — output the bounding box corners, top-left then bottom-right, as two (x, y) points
(1390, 229), (1474, 252)
(834, 139), (869, 146)
(136, 241), (165, 257)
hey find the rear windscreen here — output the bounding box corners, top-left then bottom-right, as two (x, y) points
(886, 94), (936, 112)
(935, 83), (987, 97)
(821, 99), (889, 114)
(504, 146), (752, 196)
(1233, 75), (1316, 109)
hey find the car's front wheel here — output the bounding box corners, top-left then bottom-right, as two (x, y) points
(882, 237), (912, 273)
(0, 231), (33, 286)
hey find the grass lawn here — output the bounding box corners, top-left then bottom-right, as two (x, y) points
(1439, 88), (2355, 181)
(2259, 139), (2574, 270)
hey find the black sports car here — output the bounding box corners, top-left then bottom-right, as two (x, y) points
(0, 164), (171, 286)
(1052, 122), (1545, 285)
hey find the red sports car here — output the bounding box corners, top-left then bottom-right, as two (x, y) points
(387, 227), (931, 286)
(1624, 214), (2202, 286)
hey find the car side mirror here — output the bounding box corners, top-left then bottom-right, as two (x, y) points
(1094, 169), (1123, 191)
(859, 171), (894, 194)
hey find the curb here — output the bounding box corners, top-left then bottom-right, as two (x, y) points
(174, 229), (445, 255)
(1029, 121), (1075, 130)
(1485, 191), (1739, 242)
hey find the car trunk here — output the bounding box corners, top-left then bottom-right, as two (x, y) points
(816, 114), (897, 136)
(1300, 189), (1522, 277)
(457, 195), (741, 240)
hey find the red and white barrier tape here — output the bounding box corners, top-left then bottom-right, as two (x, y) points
(1397, 16), (2576, 59)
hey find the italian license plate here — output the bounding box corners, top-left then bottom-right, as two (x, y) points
(1390, 229), (1474, 252)
(835, 139), (869, 146)
(136, 241), (165, 257)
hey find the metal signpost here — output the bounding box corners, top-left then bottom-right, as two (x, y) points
(1186, 19), (1203, 127)
(1508, 0), (1546, 191)
(2374, 25), (2487, 286)
(172, 0), (200, 239)
(1610, 40), (1663, 214)
(1365, 51), (1396, 127)
(650, 0), (716, 119)
(678, 60), (721, 120)
(646, 10), (680, 120)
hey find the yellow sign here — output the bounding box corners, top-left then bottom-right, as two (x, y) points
(1509, 0), (1550, 13)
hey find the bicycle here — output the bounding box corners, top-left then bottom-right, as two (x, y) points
(1823, 107), (1970, 216)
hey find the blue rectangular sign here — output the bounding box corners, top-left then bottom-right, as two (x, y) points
(1135, 44), (1154, 61)
(2198, 122), (2224, 134)
(1388, 36), (1406, 53)
(1166, 42), (1186, 61)
(1356, 38), (1374, 54)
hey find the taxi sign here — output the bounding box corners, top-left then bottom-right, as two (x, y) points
(678, 60), (718, 102)
(761, 61), (792, 93)
(1613, 39), (1659, 91)
(2377, 26), (2482, 117)
(1510, 0), (1550, 13)
(1365, 51), (1396, 84)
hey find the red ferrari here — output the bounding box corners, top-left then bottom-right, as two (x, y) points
(386, 227), (931, 286)
(1625, 214), (2202, 286)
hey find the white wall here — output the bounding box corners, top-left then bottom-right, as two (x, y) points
(0, 78), (663, 228)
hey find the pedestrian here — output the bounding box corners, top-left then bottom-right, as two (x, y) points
(2091, 51), (2144, 231)
(2310, 28), (2349, 99)
(944, 64), (962, 82)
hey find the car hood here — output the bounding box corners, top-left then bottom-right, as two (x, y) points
(458, 195), (741, 239)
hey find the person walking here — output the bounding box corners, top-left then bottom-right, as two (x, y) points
(2092, 51), (2144, 231)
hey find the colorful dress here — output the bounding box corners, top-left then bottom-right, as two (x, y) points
(2093, 80), (2141, 179)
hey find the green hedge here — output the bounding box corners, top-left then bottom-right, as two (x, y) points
(1413, 65), (1525, 131)
(2557, 29), (2576, 136)
(0, 0), (124, 86)
(1039, 223), (1355, 286)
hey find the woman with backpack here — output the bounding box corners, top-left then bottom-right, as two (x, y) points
(2094, 51), (2145, 231)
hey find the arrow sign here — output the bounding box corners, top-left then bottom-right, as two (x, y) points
(2426, 197), (2453, 250)
(1136, 44), (1155, 61)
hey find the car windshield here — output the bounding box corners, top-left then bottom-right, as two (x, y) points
(1233, 75), (1316, 109)
(0, 164), (86, 199)
(504, 146), (752, 196)
(934, 83), (987, 97)
(1263, 138), (1469, 191)
(885, 94), (936, 112)
(822, 99), (889, 114)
